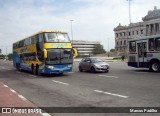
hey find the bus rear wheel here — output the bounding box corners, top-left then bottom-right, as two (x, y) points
(150, 61), (160, 72)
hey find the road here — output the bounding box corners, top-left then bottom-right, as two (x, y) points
(0, 61), (160, 116)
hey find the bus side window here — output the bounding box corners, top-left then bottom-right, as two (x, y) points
(148, 38), (154, 51)
(155, 37), (160, 51)
(129, 41), (136, 52)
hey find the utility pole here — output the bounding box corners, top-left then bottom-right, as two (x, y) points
(108, 38), (109, 57)
(128, 0), (132, 25)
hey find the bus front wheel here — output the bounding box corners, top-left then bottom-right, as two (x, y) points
(150, 61), (160, 72)
(31, 65), (36, 75)
(16, 63), (21, 71)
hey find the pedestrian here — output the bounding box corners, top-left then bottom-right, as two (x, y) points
(122, 55), (124, 61)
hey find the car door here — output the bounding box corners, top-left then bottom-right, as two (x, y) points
(84, 58), (92, 71)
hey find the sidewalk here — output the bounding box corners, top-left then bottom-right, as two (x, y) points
(0, 81), (45, 116)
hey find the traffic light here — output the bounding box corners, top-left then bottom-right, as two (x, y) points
(0, 49), (1, 54)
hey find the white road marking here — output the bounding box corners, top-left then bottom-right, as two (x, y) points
(16, 71), (21, 73)
(18, 95), (27, 101)
(129, 71), (148, 74)
(135, 72), (148, 74)
(52, 80), (69, 86)
(94, 90), (128, 98)
(3, 84), (8, 87)
(10, 89), (16, 93)
(2, 67), (5, 69)
(98, 75), (118, 78)
(29, 75), (37, 77)
(41, 113), (52, 116)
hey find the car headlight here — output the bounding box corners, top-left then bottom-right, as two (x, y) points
(94, 64), (101, 68)
(46, 66), (54, 69)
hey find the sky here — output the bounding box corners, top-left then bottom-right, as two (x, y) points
(0, 0), (160, 54)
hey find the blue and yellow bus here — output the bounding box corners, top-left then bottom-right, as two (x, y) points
(13, 30), (78, 75)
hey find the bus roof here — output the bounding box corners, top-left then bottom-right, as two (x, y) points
(128, 34), (160, 42)
(13, 30), (68, 44)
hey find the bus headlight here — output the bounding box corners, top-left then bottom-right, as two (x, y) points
(46, 66), (54, 69)
(67, 65), (72, 68)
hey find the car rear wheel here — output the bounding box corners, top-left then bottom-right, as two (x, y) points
(91, 67), (96, 73)
(79, 66), (83, 72)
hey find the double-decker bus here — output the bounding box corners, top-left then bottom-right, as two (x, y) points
(13, 30), (78, 75)
(128, 34), (160, 72)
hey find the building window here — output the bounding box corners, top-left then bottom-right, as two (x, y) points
(155, 23), (159, 33)
(128, 32), (131, 36)
(120, 33), (122, 37)
(116, 33), (118, 37)
(137, 31), (139, 35)
(132, 31), (134, 35)
(120, 41), (122, 45)
(117, 41), (119, 46)
(123, 32), (126, 36)
(151, 24), (154, 34)
(141, 30), (143, 34)
(124, 40), (126, 45)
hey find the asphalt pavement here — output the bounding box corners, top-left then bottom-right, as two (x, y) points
(0, 60), (160, 116)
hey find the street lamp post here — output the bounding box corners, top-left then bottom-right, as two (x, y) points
(108, 38), (109, 57)
(127, 0), (132, 25)
(126, 0), (132, 59)
(70, 20), (74, 42)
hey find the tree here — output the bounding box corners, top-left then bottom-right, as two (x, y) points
(7, 53), (13, 60)
(94, 44), (106, 54)
(0, 54), (5, 60)
(110, 49), (115, 52)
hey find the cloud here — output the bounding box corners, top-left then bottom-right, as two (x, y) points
(0, 0), (160, 54)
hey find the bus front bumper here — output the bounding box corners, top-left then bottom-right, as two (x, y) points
(40, 67), (72, 74)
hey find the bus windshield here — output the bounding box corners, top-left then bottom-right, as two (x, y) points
(46, 49), (73, 64)
(44, 32), (70, 42)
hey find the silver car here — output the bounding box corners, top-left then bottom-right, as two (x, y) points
(79, 57), (110, 73)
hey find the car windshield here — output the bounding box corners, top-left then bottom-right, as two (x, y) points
(44, 32), (70, 42)
(91, 58), (104, 63)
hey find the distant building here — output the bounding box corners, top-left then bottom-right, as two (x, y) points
(114, 6), (160, 56)
(71, 40), (100, 57)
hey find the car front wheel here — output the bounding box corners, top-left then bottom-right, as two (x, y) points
(91, 67), (96, 73)
(79, 66), (83, 72)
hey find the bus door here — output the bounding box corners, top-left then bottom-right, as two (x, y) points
(137, 41), (147, 67)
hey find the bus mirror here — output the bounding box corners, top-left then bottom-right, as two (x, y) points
(72, 48), (78, 57)
(44, 49), (47, 58)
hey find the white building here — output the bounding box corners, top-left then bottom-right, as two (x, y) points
(114, 6), (160, 56)
(72, 40), (100, 57)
